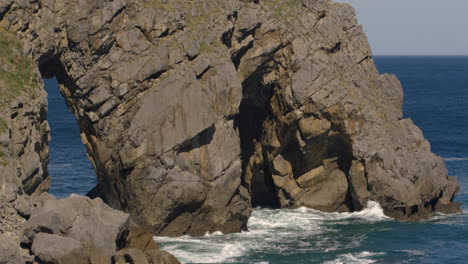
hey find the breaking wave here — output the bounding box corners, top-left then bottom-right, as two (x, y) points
(155, 201), (390, 264)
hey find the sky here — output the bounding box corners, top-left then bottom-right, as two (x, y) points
(334, 0), (468, 55)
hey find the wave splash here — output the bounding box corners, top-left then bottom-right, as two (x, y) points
(155, 201), (389, 263)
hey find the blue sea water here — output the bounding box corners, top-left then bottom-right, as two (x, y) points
(45, 56), (468, 263)
(45, 78), (96, 198)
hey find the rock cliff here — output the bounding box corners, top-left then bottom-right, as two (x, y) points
(0, 22), (179, 264)
(0, 28), (50, 202)
(0, 0), (461, 240)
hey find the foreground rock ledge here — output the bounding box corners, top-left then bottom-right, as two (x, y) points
(0, 194), (180, 264)
(0, 0), (461, 238)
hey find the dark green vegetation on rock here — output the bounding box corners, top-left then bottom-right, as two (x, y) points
(0, 0), (461, 257)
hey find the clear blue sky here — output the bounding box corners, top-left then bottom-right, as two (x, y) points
(335, 0), (468, 55)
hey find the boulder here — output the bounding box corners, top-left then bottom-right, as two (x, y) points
(18, 194), (180, 263)
(31, 233), (82, 264)
(145, 249), (182, 264)
(114, 248), (149, 264)
(23, 194), (129, 254)
(124, 220), (159, 251)
(0, 234), (22, 264)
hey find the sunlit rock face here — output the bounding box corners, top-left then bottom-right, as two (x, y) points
(0, 0), (460, 237)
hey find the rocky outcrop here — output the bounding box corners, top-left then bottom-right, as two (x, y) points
(0, 0), (461, 239)
(0, 27), (52, 261)
(1, 193), (180, 264)
(0, 28), (50, 202)
(0, 23), (180, 263)
(21, 194), (180, 264)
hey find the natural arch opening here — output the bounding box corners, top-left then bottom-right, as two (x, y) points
(44, 77), (96, 198)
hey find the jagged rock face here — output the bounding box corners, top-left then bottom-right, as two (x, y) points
(0, 28), (50, 201)
(0, 0), (461, 237)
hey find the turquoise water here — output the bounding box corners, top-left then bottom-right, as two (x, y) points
(46, 56), (468, 263)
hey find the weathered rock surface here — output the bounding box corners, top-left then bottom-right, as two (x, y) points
(0, 28), (50, 202)
(0, 233), (22, 264)
(0, 0), (461, 239)
(31, 233), (84, 263)
(20, 194), (180, 264)
(0, 27), (50, 263)
(22, 194), (129, 254)
(0, 11), (180, 263)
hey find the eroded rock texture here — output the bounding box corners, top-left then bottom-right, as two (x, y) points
(21, 194), (180, 264)
(0, 0), (461, 237)
(0, 15), (180, 263)
(0, 28), (50, 202)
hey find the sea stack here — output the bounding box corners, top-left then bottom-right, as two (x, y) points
(0, 0), (461, 262)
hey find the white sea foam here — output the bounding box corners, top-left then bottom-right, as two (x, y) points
(323, 251), (385, 264)
(396, 250), (426, 256)
(442, 157), (468, 161)
(49, 163), (73, 168)
(155, 236), (247, 264)
(155, 201), (389, 263)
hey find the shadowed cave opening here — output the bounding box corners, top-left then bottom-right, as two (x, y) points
(237, 64), (281, 209)
(44, 77), (96, 198)
(235, 54), (357, 211)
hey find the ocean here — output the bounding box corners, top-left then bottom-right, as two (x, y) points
(46, 56), (468, 263)
(45, 78), (97, 198)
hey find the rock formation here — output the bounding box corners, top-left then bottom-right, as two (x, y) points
(1, 193), (180, 263)
(0, 0), (461, 242)
(0, 27), (50, 201)
(0, 20), (179, 264)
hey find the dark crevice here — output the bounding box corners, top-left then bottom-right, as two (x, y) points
(321, 42), (341, 54)
(177, 124), (216, 154)
(123, 254), (134, 264)
(237, 23), (261, 43)
(196, 66), (212, 79)
(237, 62), (279, 208)
(237, 99), (274, 208)
(221, 27), (234, 49)
(0, 1), (13, 22)
(140, 68), (170, 85)
(318, 10), (327, 20)
(92, 38), (116, 57)
(108, 5), (126, 25)
(158, 28), (170, 38)
(227, 10), (238, 21)
(232, 40), (254, 69)
(38, 55), (63, 79)
(186, 53), (199, 61)
(357, 55), (371, 65)
(86, 184), (108, 203)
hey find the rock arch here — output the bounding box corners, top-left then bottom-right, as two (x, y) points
(0, 0), (460, 236)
